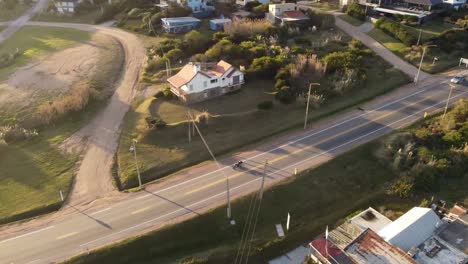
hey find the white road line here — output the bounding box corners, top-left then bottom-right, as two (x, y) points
(136, 194), (151, 200)
(25, 259), (42, 264)
(80, 90), (467, 248)
(89, 207), (112, 216)
(0, 226), (55, 245)
(132, 81), (445, 198)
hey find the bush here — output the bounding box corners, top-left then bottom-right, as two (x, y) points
(155, 90), (165, 98)
(346, 3), (365, 21)
(323, 51), (362, 73)
(294, 37), (311, 46)
(374, 17), (416, 46)
(275, 86), (296, 104)
(205, 39), (243, 61)
(245, 0), (261, 11)
(163, 87), (173, 99)
(184, 31), (213, 54)
(248, 56), (282, 78)
(257, 100), (274, 110)
(146, 57), (167, 74)
(165, 48), (184, 62)
(0, 125), (38, 144)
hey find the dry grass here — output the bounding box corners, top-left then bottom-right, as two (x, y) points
(224, 18), (272, 38)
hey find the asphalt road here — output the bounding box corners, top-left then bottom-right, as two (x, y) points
(1, 72), (467, 263)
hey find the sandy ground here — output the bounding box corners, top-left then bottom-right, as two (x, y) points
(0, 34), (116, 116)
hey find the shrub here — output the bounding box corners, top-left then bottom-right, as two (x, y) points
(245, 0), (261, 11)
(224, 18), (276, 38)
(374, 17), (416, 46)
(248, 56), (282, 78)
(205, 39), (243, 61)
(257, 100), (274, 110)
(323, 51), (361, 73)
(252, 4), (269, 16)
(0, 125), (38, 144)
(146, 57), (167, 74)
(165, 48), (184, 62)
(184, 31), (213, 54)
(294, 37), (311, 46)
(155, 90), (165, 98)
(346, 3), (365, 21)
(213, 32), (230, 41)
(275, 86), (296, 104)
(163, 87), (173, 99)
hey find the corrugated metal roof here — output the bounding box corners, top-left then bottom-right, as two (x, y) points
(404, 0), (442, 6)
(345, 229), (418, 264)
(378, 207), (441, 252)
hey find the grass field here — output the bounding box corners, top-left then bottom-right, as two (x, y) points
(0, 3), (31, 22)
(116, 53), (408, 189)
(403, 19), (453, 42)
(368, 22), (461, 73)
(305, 0), (340, 11)
(339, 14), (364, 26)
(32, 10), (102, 24)
(64, 107), (468, 264)
(0, 28), (124, 224)
(0, 26), (91, 81)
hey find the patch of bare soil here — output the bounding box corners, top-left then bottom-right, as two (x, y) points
(0, 33), (114, 118)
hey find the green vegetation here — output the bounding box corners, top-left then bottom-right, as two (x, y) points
(346, 3), (366, 21)
(0, 26), (91, 81)
(369, 18), (466, 73)
(339, 14), (365, 26)
(375, 17), (415, 46)
(0, 1), (31, 22)
(306, 0), (339, 11)
(66, 98), (468, 264)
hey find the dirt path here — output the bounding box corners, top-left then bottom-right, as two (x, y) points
(23, 22), (146, 205)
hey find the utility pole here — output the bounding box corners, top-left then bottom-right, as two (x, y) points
(443, 84), (455, 119)
(416, 27), (422, 46)
(130, 139), (142, 190)
(304, 83), (320, 129)
(415, 45), (436, 84)
(187, 112), (192, 144)
(259, 160), (268, 199)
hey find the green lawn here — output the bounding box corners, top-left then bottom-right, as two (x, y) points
(368, 28), (462, 73)
(339, 14), (365, 26)
(0, 28), (124, 224)
(0, 26), (91, 81)
(32, 10), (102, 24)
(64, 106), (468, 264)
(0, 3), (31, 22)
(116, 53), (408, 189)
(305, 0), (340, 11)
(403, 19), (454, 42)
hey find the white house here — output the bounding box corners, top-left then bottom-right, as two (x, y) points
(442, 0), (466, 9)
(266, 3), (309, 25)
(54, 0), (81, 13)
(167, 60), (244, 103)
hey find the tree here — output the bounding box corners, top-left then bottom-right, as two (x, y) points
(346, 3), (365, 21)
(184, 31), (213, 54)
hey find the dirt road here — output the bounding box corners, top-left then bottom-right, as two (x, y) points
(22, 22), (146, 205)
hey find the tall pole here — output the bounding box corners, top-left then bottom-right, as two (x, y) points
(443, 84), (455, 119)
(259, 160), (268, 199)
(131, 140), (142, 190)
(414, 47), (426, 84)
(416, 27), (422, 46)
(304, 83), (320, 129)
(187, 112), (192, 144)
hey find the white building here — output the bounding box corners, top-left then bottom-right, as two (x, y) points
(378, 207), (442, 252)
(266, 3), (309, 25)
(167, 60), (244, 103)
(54, 0), (81, 13)
(442, 0), (466, 9)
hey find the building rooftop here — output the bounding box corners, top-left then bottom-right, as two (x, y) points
(414, 235), (467, 264)
(310, 237), (355, 264)
(378, 207), (442, 252)
(344, 229), (417, 264)
(350, 207), (393, 233)
(438, 219), (468, 254)
(161, 17), (201, 22)
(167, 60), (235, 89)
(404, 0), (442, 6)
(210, 18), (232, 23)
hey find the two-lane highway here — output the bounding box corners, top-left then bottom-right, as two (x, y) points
(1, 74), (467, 263)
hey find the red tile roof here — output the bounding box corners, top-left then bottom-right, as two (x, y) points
(283, 10), (308, 19)
(209, 60), (232, 76)
(167, 64), (197, 88)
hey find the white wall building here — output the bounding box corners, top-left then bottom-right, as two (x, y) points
(168, 60), (244, 103)
(378, 207), (442, 252)
(54, 0), (81, 13)
(442, 0), (466, 9)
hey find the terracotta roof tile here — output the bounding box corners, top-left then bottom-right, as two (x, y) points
(167, 64), (197, 88)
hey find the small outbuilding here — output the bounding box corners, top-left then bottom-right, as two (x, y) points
(161, 17), (201, 33)
(209, 18), (232, 31)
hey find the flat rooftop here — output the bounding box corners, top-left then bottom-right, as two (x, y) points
(438, 219), (468, 254)
(350, 207), (393, 233)
(161, 17), (201, 22)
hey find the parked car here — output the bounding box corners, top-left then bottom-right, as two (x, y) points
(450, 75), (465, 84)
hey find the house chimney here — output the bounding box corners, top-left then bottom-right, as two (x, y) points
(193, 64), (201, 73)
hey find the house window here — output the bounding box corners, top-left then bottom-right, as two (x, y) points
(203, 81), (207, 87)
(189, 84), (193, 91)
(222, 77), (225, 81)
(210, 79), (218, 84)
